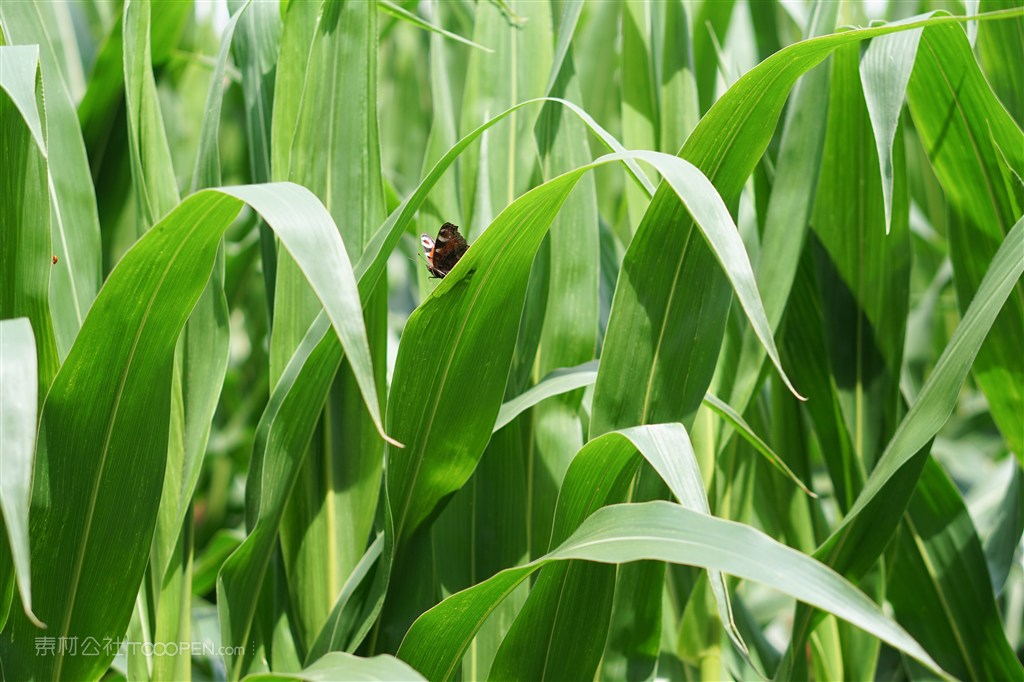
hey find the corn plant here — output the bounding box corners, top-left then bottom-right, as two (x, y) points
(1, 0), (1022, 680)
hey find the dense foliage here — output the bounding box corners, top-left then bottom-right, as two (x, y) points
(1, 0), (1022, 680)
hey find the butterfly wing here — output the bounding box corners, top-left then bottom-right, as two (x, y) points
(421, 223), (469, 278)
(430, 223), (469, 277)
(420, 234), (440, 277)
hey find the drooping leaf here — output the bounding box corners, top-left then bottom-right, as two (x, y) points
(0, 183), (390, 681)
(398, 502), (943, 681)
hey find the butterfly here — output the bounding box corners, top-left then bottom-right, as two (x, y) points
(421, 222), (470, 279)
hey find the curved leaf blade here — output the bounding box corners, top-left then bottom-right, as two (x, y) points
(0, 318), (41, 627)
(398, 502), (943, 681)
(0, 183), (389, 681)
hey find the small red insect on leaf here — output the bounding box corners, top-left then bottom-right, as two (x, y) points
(52, 255), (58, 264)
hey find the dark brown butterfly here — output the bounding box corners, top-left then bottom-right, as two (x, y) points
(421, 222), (469, 278)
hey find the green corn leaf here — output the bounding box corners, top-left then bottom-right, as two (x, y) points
(889, 459), (1023, 679)
(905, 19), (1024, 459)
(243, 651), (424, 682)
(0, 0), (103, 358)
(0, 318), (43, 629)
(0, 45), (58, 389)
(0, 183), (391, 681)
(386, 147), (799, 548)
(398, 501), (943, 681)
(377, 0), (492, 53)
(215, 97), (645, 671)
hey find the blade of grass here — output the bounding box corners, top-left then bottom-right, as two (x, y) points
(494, 361), (599, 432)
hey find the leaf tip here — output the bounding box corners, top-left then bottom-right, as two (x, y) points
(24, 607), (46, 630)
(786, 378), (807, 402)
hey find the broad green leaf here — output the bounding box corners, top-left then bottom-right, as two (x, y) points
(812, 40), (910, 475)
(905, 19), (1024, 458)
(724, 0), (838, 418)
(228, 0), (281, 310)
(784, 217), (1024, 668)
(487, 424), (746, 681)
(977, 0), (1024, 126)
(122, 0), (179, 227)
(216, 96), (644, 670)
(386, 148), (798, 549)
(398, 502), (943, 681)
(243, 651), (424, 682)
(1, 0), (103, 358)
(268, 0), (390, 660)
(0, 45), (58, 388)
(0, 318), (42, 627)
(529, 26), (599, 565)
(861, 27), (922, 234)
(0, 183), (389, 681)
(458, 0), (551, 234)
(889, 459), (1022, 679)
